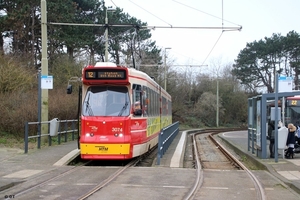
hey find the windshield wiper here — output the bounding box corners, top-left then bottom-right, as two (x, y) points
(85, 93), (94, 116)
(118, 101), (128, 116)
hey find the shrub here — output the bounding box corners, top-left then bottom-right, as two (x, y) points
(0, 55), (35, 93)
(0, 55), (79, 137)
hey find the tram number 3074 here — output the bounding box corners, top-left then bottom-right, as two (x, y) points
(112, 127), (123, 132)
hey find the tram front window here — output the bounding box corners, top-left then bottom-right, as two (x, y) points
(286, 107), (300, 125)
(82, 86), (130, 117)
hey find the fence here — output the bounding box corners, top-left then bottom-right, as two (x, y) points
(24, 119), (78, 153)
(156, 121), (179, 165)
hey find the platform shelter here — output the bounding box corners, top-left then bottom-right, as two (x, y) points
(248, 91), (300, 159)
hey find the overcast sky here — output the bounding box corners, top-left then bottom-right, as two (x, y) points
(109, 0), (300, 68)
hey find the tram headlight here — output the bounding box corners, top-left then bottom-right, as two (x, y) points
(114, 133), (124, 137)
(85, 133), (94, 137)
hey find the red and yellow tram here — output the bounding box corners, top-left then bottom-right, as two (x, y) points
(70, 62), (172, 160)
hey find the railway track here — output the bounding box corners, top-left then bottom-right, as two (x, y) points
(183, 129), (266, 200)
(79, 145), (157, 199)
(3, 160), (91, 200)
(3, 147), (156, 200)
(4, 128), (298, 199)
(78, 159), (138, 199)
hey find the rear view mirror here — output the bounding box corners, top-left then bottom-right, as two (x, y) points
(67, 85), (72, 94)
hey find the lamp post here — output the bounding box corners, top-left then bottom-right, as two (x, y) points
(164, 47), (171, 90)
(216, 76), (219, 127)
(105, 6), (116, 62)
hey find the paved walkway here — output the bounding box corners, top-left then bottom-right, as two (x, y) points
(1, 130), (300, 196)
(0, 141), (79, 191)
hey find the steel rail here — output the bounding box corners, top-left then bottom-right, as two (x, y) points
(77, 147), (158, 199)
(78, 158), (140, 200)
(209, 132), (266, 200)
(183, 129), (265, 200)
(5, 161), (92, 200)
(183, 133), (203, 200)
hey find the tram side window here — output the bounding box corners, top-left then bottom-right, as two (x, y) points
(168, 100), (172, 116)
(149, 88), (154, 116)
(162, 97), (167, 116)
(148, 90), (151, 116)
(151, 91), (154, 116)
(155, 92), (158, 116)
(165, 98), (168, 116)
(143, 86), (148, 116)
(132, 84), (142, 116)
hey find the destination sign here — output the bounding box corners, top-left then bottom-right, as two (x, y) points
(98, 71), (125, 79)
(85, 69), (126, 80)
(287, 100), (300, 107)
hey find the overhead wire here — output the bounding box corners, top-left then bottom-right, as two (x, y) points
(128, 0), (173, 27)
(110, 0), (117, 7)
(172, 0), (241, 27)
(120, 0), (173, 27)
(173, 0), (237, 66)
(201, 31), (224, 66)
(110, 0), (173, 66)
(110, 0), (241, 66)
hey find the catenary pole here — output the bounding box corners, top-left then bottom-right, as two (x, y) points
(164, 48), (171, 91)
(41, 0), (48, 135)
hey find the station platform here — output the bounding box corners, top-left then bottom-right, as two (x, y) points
(0, 130), (300, 196)
(218, 130), (300, 194)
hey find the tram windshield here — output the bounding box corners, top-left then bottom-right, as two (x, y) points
(82, 86), (130, 117)
(286, 107), (300, 125)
